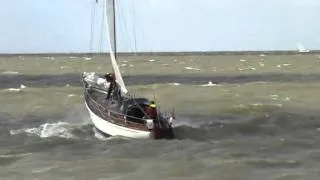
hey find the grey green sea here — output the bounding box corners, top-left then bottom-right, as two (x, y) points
(1, 52), (320, 180)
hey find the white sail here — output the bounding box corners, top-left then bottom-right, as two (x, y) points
(297, 43), (310, 53)
(105, 0), (128, 94)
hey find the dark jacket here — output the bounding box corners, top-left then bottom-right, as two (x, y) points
(146, 106), (158, 119)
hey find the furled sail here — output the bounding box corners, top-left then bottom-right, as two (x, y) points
(105, 0), (128, 94)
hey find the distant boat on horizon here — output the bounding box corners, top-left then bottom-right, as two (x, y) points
(297, 43), (310, 53)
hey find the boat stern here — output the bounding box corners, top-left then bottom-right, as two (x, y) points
(152, 126), (175, 139)
(145, 118), (175, 140)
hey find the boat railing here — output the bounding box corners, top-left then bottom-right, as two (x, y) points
(84, 89), (149, 130)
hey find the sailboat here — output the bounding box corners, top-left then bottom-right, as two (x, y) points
(81, 0), (175, 139)
(297, 43), (310, 53)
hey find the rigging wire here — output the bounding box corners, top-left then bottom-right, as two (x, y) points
(99, 0), (106, 54)
(116, 0), (132, 53)
(115, 0), (134, 74)
(97, 0), (159, 113)
(90, 0), (98, 53)
(132, 0), (137, 53)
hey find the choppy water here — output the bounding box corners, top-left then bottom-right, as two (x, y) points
(1, 53), (320, 180)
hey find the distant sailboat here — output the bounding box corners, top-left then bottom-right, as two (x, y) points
(297, 43), (310, 53)
(81, 0), (175, 139)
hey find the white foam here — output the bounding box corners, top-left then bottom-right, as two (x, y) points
(240, 59), (246, 62)
(284, 97), (291, 101)
(200, 81), (217, 87)
(237, 66), (256, 71)
(184, 66), (200, 71)
(10, 122), (76, 139)
(172, 116), (204, 128)
(45, 57), (55, 60)
(168, 82), (180, 86)
(0, 153), (32, 158)
(277, 64), (291, 68)
(5, 88), (22, 92)
(252, 103), (283, 107)
(148, 59), (156, 62)
(20, 84), (27, 89)
(269, 94), (279, 97)
(83, 57), (92, 61)
(269, 94), (279, 98)
(32, 165), (57, 174)
(68, 94), (76, 97)
(1, 71), (19, 75)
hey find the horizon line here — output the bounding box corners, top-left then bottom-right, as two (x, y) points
(0, 50), (319, 57)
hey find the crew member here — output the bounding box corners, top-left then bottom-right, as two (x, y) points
(106, 73), (115, 100)
(146, 101), (158, 120)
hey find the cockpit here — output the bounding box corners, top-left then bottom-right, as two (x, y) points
(121, 98), (151, 123)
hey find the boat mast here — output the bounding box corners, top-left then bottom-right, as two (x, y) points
(106, 0), (128, 94)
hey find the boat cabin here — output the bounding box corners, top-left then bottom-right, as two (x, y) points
(121, 98), (152, 124)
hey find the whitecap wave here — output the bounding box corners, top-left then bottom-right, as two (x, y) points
(200, 81), (217, 87)
(168, 82), (180, 86)
(1, 71), (19, 75)
(184, 66), (200, 71)
(10, 122), (87, 139)
(4, 88), (22, 92)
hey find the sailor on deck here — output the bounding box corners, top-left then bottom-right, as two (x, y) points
(105, 73), (116, 100)
(146, 101), (158, 120)
(100, 73), (121, 101)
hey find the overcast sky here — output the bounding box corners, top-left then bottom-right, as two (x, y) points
(0, 0), (319, 53)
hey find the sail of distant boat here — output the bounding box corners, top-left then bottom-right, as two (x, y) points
(297, 43), (310, 53)
(105, 0), (128, 95)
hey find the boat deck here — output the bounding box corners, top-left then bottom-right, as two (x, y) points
(84, 88), (149, 131)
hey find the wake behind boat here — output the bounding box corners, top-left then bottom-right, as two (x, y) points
(81, 0), (175, 139)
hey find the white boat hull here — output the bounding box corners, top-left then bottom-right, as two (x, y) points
(85, 102), (152, 139)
